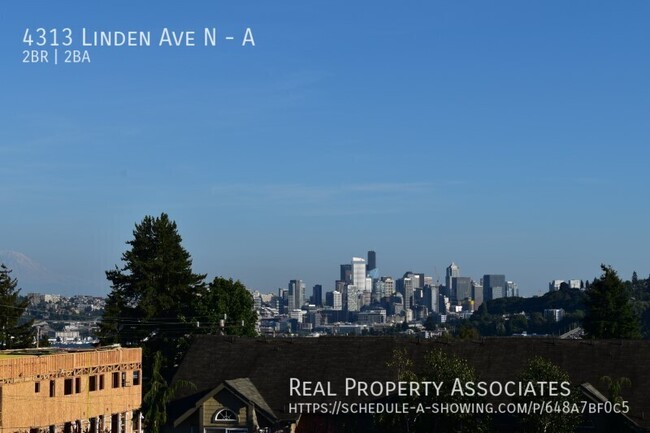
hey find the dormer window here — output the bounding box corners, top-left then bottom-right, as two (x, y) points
(213, 408), (238, 423)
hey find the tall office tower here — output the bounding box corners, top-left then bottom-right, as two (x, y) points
(340, 264), (352, 284)
(414, 273), (425, 289)
(424, 276), (433, 287)
(359, 290), (371, 307)
(396, 274), (414, 310)
(326, 290), (343, 310)
(472, 280), (484, 310)
(506, 281), (518, 297)
(288, 279), (306, 310)
(351, 257), (367, 292)
(380, 276), (395, 298)
(451, 277), (472, 303)
(278, 288), (288, 314)
(446, 262), (460, 291)
(413, 288), (424, 306)
(367, 250), (376, 272)
(312, 284), (323, 306)
(346, 285), (359, 312)
(371, 279), (383, 302)
(423, 284), (440, 314)
(483, 274), (506, 301)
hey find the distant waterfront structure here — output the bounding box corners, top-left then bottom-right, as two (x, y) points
(483, 274), (506, 301)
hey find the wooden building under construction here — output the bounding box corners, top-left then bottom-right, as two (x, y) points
(0, 346), (142, 433)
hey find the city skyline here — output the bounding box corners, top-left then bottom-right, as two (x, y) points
(2, 1), (649, 297)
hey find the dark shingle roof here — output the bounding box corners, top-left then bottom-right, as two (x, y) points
(170, 336), (650, 428)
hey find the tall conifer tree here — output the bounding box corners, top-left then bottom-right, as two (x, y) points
(583, 265), (640, 339)
(98, 213), (206, 377)
(0, 264), (34, 348)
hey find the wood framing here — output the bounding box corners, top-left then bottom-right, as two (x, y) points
(0, 346), (142, 433)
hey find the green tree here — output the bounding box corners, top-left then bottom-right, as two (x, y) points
(515, 357), (581, 433)
(377, 348), (490, 433)
(419, 349), (490, 433)
(374, 348), (418, 433)
(196, 277), (257, 336)
(143, 351), (196, 433)
(0, 264), (34, 348)
(600, 376), (631, 404)
(458, 321), (480, 339)
(583, 265), (640, 339)
(98, 213), (207, 378)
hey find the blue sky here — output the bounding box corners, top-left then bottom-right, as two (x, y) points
(1, 1), (648, 296)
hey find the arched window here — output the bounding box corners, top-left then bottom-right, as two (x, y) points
(213, 408), (238, 423)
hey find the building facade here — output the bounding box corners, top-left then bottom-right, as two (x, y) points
(0, 346), (142, 433)
(483, 274), (506, 301)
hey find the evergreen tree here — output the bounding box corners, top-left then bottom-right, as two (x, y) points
(98, 213), (207, 377)
(583, 265), (640, 339)
(0, 264), (34, 348)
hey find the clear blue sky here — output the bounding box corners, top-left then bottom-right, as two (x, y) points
(1, 1), (648, 296)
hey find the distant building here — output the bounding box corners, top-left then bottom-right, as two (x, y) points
(396, 274), (414, 310)
(451, 277), (472, 304)
(483, 274), (506, 301)
(568, 279), (581, 289)
(549, 280), (564, 292)
(287, 280), (305, 311)
(340, 264), (352, 284)
(0, 346), (142, 433)
(351, 257), (367, 292)
(472, 280), (484, 310)
(346, 285), (359, 312)
(357, 309), (386, 325)
(367, 250), (376, 273)
(506, 281), (519, 297)
(380, 276), (395, 298)
(423, 285), (439, 314)
(311, 284), (323, 307)
(544, 308), (565, 322)
(325, 290), (342, 310)
(550, 279), (582, 292)
(446, 262), (460, 292)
